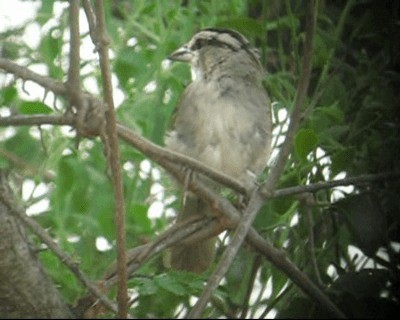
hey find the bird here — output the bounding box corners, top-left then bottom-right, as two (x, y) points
(165, 28), (272, 273)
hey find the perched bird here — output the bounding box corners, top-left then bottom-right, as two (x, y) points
(165, 28), (272, 273)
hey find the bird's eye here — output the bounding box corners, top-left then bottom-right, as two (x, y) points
(191, 38), (208, 50)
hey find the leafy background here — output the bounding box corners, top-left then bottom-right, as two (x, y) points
(1, 0), (399, 318)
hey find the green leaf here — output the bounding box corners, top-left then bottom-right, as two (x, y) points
(39, 32), (60, 63)
(1, 85), (17, 105)
(37, 0), (54, 25)
(127, 204), (152, 235)
(136, 277), (158, 296)
(19, 101), (53, 114)
(294, 128), (319, 162)
(154, 274), (186, 296)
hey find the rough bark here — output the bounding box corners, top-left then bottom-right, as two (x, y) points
(0, 171), (73, 319)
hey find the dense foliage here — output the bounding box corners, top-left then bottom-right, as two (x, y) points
(1, 0), (399, 318)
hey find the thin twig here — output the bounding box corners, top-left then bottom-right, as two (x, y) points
(239, 255), (262, 319)
(67, 0), (87, 138)
(82, 0), (97, 44)
(273, 172), (397, 198)
(93, 1), (128, 317)
(188, 0), (318, 317)
(302, 194), (324, 286)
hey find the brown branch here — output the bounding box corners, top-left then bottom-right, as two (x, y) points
(0, 113), (73, 126)
(188, 0), (322, 318)
(273, 172), (398, 198)
(0, 58), (66, 96)
(82, 0), (97, 44)
(93, 1), (128, 317)
(245, 227), (346, 318)
(67, 0), (87, 137)
(67, 0), (81, 92)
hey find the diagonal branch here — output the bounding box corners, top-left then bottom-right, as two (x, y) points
(0, 58), (66, 95)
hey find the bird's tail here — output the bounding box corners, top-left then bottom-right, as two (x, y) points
(170, 195), (216, 273)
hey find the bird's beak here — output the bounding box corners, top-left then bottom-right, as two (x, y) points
(168, 45), (193, 62)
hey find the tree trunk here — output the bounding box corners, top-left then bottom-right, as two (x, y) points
(0, 171), (73, 319)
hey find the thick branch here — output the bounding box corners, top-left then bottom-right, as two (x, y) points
(67, 0), (81, 93)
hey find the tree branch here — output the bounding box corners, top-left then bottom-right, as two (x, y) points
(67, 0), (81, 93)
(93, 1), (128, 317)
(82, 0), (97, 44)
(0, 58), (66, 95)
(273, 172), (397, 198)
